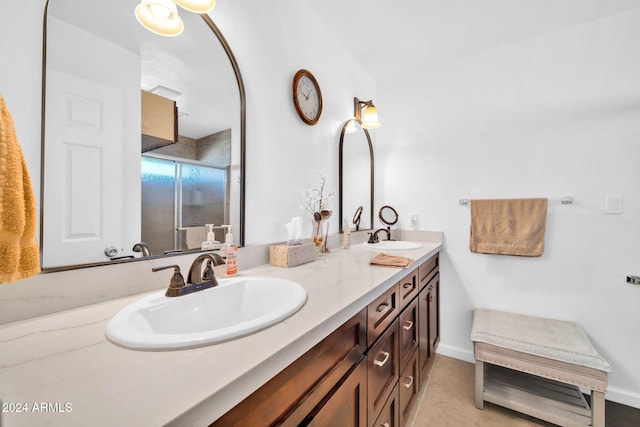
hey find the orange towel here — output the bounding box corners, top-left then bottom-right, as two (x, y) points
(0, 94), (40, 283)
(369, 253), (414, 268)
(470, 198), (547, 257)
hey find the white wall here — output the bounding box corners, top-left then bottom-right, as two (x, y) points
(377, 9), (640, 407)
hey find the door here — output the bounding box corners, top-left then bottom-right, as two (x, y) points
(43, 70), (123, 267)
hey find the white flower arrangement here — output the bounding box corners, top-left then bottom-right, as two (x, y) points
(301, 171), (335, 218)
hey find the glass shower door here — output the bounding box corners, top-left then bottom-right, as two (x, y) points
(141, 156), (227, 255)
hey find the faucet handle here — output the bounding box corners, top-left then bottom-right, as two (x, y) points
(152, 265), (185, 291)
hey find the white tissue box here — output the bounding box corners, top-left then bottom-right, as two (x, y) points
(270, 243), (315, 268)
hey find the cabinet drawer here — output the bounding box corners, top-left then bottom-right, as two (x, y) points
(398, 297), (419, 372)
(212, 308), (367, 426)
(418, 253), (439, 291)
(399, 349), (420, 427)
(398, 268), (419, 310)
(306, 360), (367, 427)
(368, 283), (400, 346)
(368, 319), (399, 424)
(371, 383), (399, 427)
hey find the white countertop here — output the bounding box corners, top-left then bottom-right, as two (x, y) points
(0, 240), (441, 427)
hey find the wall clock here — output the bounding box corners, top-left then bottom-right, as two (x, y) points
(292, 69), (323, 125)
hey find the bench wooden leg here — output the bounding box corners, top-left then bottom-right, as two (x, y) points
(591, 391), (605, 427)
(475, 360), (484, 409)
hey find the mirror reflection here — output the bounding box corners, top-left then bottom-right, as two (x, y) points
(339, 120), (374, 233)
(41, 0), (244, 269)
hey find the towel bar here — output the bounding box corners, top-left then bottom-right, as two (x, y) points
(459, 196), (573, 206)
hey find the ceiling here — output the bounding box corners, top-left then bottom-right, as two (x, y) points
(308, 0), (640, 81)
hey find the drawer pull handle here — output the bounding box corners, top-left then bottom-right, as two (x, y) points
(403, 375), (414, 388)
(402, 282), (414, 289)
(403, 320), (414, 331)
(374, 351), (390, 367)
(376, 302), (391, 314)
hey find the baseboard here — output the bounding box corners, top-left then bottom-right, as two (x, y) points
(604, 386), (640, 410)
(435, 343), (474, 364)
(436, 344), (640, 410)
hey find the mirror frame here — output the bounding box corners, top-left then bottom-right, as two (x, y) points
(338, 119), (374, 233)
(39, 1), (246, 271)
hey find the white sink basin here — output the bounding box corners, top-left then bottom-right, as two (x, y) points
(106, 276), (307, 350)
(362, 241), (422, 250)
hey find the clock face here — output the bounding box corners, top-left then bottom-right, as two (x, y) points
(292, 70), (322, 125)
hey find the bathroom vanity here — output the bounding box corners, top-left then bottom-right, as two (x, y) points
(212, 252), (440, 427)
(0, 234), (441, 427)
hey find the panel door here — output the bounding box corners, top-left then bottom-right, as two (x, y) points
(43, 70), (123, 267)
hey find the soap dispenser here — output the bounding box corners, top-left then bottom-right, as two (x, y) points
(221, 225), (237, 276)
(201, 224), (221, 250)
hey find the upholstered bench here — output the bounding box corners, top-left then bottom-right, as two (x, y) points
(471, 309), (611, 427)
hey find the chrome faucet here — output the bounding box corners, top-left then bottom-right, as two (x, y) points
(152, 253), (225, 297)
(132, 242), (151, 257)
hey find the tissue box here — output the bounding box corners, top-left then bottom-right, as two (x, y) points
(270, 243), (315, 268)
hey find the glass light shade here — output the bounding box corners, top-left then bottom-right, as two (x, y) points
(360, 105), (380, 129)
(175, 0), (216, 13)
(135, 0), (184, 37)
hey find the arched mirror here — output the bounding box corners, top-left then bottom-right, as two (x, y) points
(339, 119), (374, 233)
(41, 0), (245, 270)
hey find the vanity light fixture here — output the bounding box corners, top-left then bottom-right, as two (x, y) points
(174, 0), (216, 13)
(353, 97), (380, 129)
(135, 0), (184, 37)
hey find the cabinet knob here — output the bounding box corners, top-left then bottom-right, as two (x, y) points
(403, 320), (414, 331)
(373, 351), (390, 367)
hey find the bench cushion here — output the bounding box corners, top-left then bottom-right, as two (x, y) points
(471, 309), (611, 373)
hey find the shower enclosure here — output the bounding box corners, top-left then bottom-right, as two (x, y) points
(141, 155), (228, 255)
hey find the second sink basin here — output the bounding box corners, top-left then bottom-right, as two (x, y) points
(106, 276), (307, 350)
(362, 241), (422, 250)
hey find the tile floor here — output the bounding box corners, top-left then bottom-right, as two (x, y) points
(408, 355), (640, 427)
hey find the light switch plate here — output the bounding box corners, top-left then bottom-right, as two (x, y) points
(605, 195), (623, 214)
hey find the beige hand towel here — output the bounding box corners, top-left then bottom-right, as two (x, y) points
(0, 94), (40, 283)
(369, 253), (414, 268)
(470, 198), (547, 257)
(184, 226), (207, 249)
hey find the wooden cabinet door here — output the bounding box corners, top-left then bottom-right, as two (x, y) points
(306, 360), (367, 427)
(399, 350), (420, 426)
(418, 271), (440, 387)
(212, 309), (367, 427)
(368, 319), (399, 424)
(428, 274), (440, 356)
(398, 297), (419, 372)
(371, 384), (399, 427)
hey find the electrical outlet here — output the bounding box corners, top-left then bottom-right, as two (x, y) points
(409, 213), (418, 229)
(605, 195), (623, 214)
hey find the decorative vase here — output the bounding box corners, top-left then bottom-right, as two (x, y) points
(311, 217), (325, 254)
